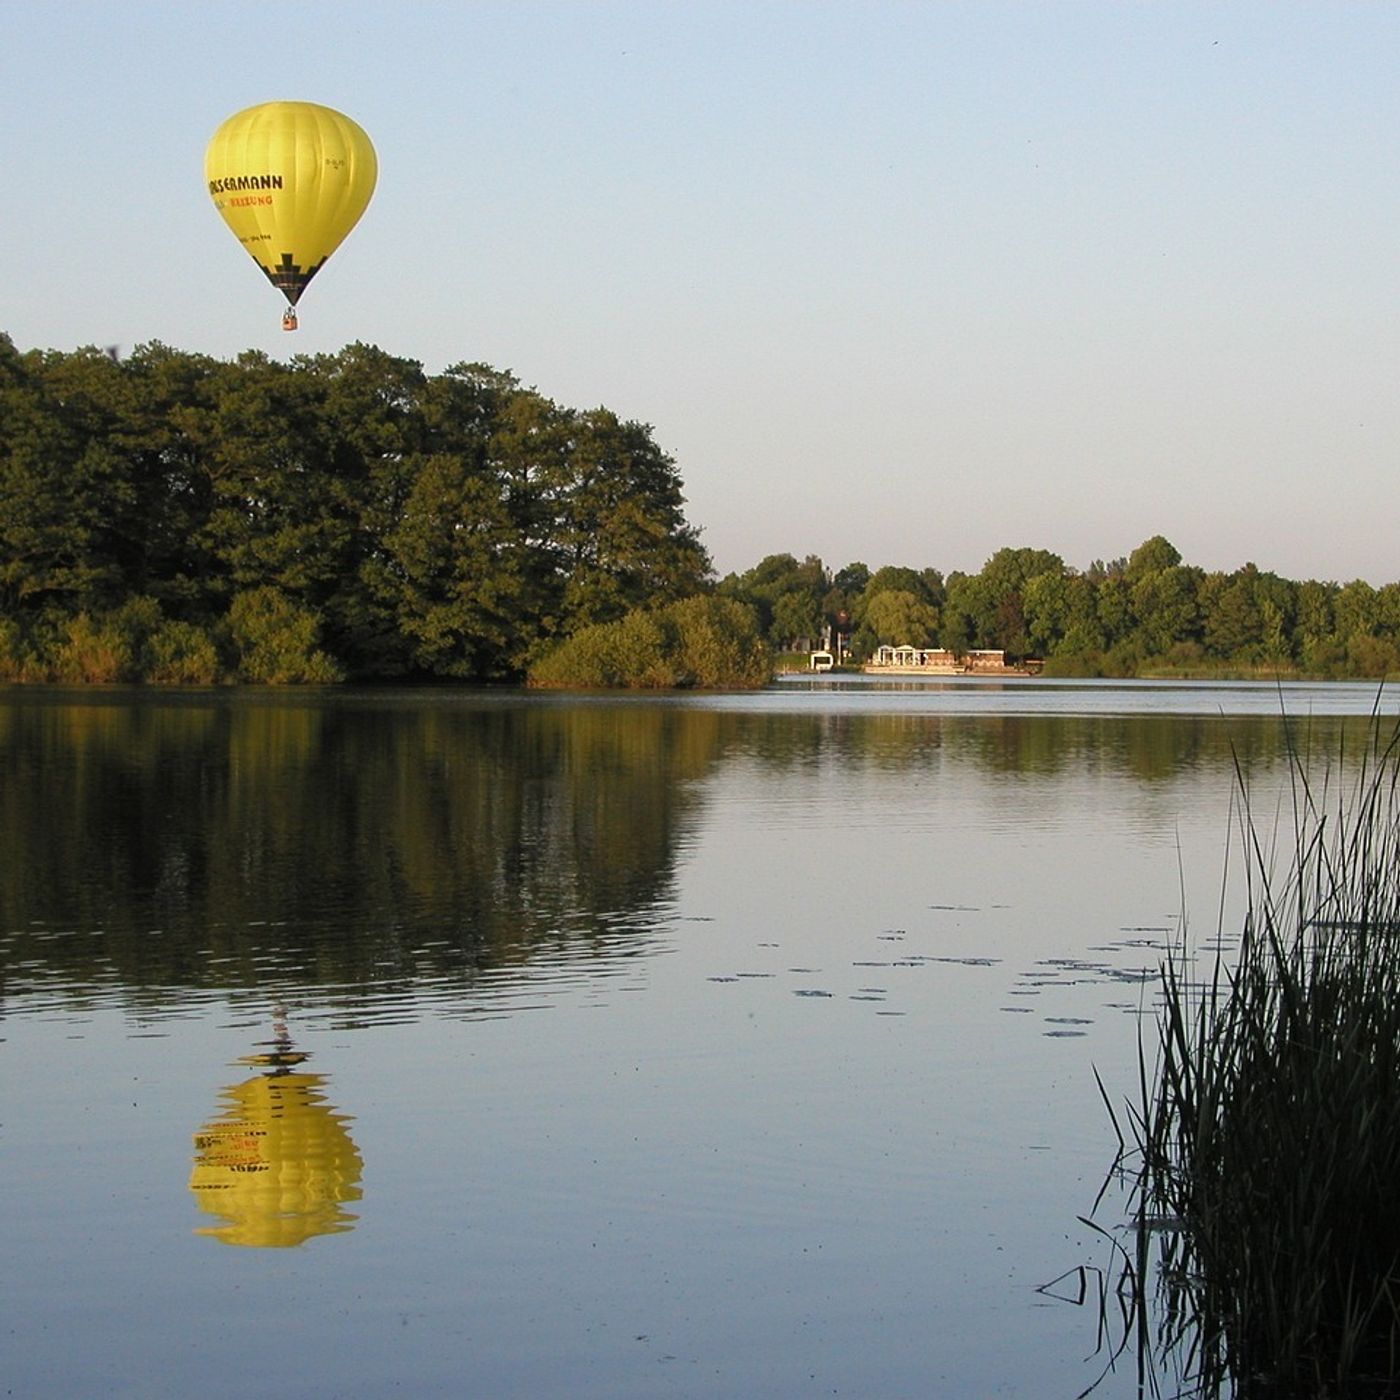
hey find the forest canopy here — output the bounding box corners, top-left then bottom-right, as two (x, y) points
(0, 334), (710, 683)
(3, 333), (1398, 686)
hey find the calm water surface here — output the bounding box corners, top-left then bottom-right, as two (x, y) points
(4, 679), (1394, 1399)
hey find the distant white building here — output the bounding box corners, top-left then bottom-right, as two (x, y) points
(865, 646), (1038, 675)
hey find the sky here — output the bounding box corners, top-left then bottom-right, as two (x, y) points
(3, 1), (1398, 584)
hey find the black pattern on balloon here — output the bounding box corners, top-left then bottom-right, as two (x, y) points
(261, 252), (326, 305)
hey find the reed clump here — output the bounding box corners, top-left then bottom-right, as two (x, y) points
(1137, 715), (1400, 1398)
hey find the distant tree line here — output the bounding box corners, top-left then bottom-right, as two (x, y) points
(4, 333), (1397, 686)
(719, 539), (1400, 678)
(0, 334), (709, 683)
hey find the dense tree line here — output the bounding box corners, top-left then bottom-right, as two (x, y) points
(4, 333), (1398, 686)
(0, 334), (709, 682)
(720, 538), (1400, 678)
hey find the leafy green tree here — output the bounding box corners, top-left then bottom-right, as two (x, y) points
(946, 548), (1064, 654)
(383, 453), (537, 678)
(116, 343), (227, 615)
(1376, 584), (1400, 643)
(0, 337), (126, 613)
(1201, 570), (1262, 660)
(770, 588), (822, 648)
(852, 565), (940, 654)
(1023, 569), (1103, 657)
(720, 552), (827, 648)
(1333, 579), (1380, 648)
(833, 561), (870, 597)
(145, 619), (220, 684)
(859, 565), (933, 607)
(1197, 564), (1295, 663)
(938, 572), (977, 654)
(1131, 565), (1202, 657)
(1124, 535), (1183, 583)
(1294, 579), (1339, 673)
(554, 407), (710, 633)
(863, 590), (939, 646)
(197, 351), (353, 608)
(980, 547), (1065, 600)
(1096, 573), (1134, 652)
(667, 595), (770, 687)
(347, 359), (517, 677)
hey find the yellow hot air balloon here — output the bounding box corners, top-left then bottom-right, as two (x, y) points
(205, 100), (377, 331)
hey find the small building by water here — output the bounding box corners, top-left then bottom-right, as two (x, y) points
(863, 645), (1041, 675)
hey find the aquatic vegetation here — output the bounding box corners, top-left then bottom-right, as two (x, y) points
(1116, 708), (1400, 1397)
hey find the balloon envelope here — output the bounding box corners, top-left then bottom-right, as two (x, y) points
(205, 100), (377, 308)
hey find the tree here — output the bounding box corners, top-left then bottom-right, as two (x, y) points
(770, 589), (822, 649)
(939, 572), (978, 654)
(863, 590), (938, 646)
(554, 407), (710, 634)
(1124, 535), (1183, 584)
(833, 561), (870, 597)
(383, 452), (538, 678)
(0, 338), (128, 614)
(528, 595), (769, 689)
(1131, 565), (1202, 657)
(954, 548), (1065, 654)
(720, 553), (827, 648)
(1201, 570), (1262, 660)
(1014, 570), (1109, 666)
(1333, 579), (1380, 647)
(860, 565), (933, 606)
(1294, 579), (1338, 673)
(197, 351), (353, 606)
(1096, 574), (1133, 651)
(227, 586), (342, 683)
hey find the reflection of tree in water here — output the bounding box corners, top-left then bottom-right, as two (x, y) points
(0, 694), (1377, 1011)
(190, 1009), (362, 1248)
(0, 696), (726, 1007)
(743, 710), (1370, 784)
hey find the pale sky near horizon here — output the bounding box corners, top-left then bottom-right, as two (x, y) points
(3, 1), (1397, 585)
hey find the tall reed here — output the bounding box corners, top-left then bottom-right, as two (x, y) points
(1134, 710), (1400, 1398)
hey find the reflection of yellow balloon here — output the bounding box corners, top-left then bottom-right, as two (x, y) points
(189, 1073), (362, 1248)
(204, 101), (377, 324)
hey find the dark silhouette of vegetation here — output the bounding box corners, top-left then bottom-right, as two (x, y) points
(5, 331), (1399, 686)
(0, 334), (709, 683)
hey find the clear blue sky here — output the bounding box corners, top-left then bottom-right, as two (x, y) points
(4, 1), (1397, 583)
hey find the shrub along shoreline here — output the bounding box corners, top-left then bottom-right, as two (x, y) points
(526, 596), (770, 690)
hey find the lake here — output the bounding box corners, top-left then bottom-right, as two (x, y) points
(4, 677), (1395, 1399)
